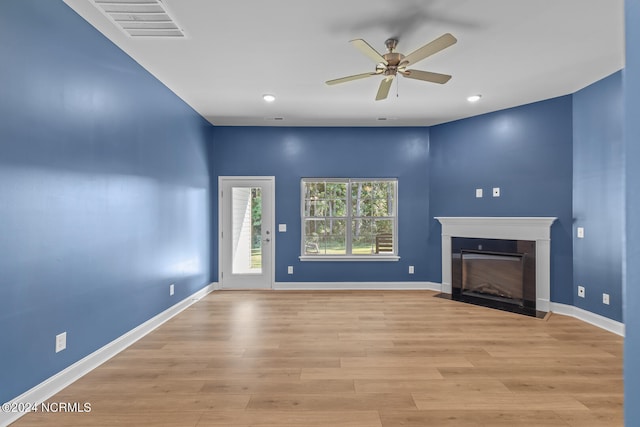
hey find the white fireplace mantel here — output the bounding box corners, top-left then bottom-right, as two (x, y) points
(435, 217), (557, 312)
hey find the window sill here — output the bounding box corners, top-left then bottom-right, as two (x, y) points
(299, 255), (400, 262)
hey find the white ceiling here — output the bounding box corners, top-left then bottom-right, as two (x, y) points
(63, 0), (625, 127)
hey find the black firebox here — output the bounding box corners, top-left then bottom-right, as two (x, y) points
(451, 237), (538, 317)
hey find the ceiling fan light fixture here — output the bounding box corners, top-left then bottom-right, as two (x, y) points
(263, 94), (276, 103)
(467, 94), (482, 103)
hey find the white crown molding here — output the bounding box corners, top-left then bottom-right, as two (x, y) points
(1, 283), (216, 426)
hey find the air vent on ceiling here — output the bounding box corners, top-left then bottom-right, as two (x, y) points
(92, 0), (185, 38)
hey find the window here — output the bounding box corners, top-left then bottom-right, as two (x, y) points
(300, 178), (398, 261)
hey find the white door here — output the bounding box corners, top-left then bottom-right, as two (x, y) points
(219, 177), (274, 289)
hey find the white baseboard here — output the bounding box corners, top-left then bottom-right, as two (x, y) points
(421, 282), (624, 337)
(550, 302), (625, 337)
(273, 281), (442, 291)
(1, 283), (216, 427)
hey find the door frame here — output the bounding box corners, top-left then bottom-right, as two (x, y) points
(218, 176), (275, 289)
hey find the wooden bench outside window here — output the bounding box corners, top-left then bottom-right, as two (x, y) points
(375, 233), (394, 254)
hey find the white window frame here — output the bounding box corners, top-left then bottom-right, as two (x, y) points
(299, 178), (400, 262)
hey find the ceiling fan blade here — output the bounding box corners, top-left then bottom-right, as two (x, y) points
(375, 76), (394, 101)
(350, 39), (388, 65)
(401, 33), (457, 66)
(326, 72), (377, 86)
(400, 69), (452, 84)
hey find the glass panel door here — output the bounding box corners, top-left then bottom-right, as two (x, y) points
(220, 177), (273, 289)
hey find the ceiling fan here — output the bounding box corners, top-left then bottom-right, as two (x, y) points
(326, 33), (457, 101)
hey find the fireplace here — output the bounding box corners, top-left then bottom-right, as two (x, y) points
(435, 217), (556, 315)
(451, 237), (536, 316)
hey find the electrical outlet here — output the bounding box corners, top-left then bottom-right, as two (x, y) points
(475, 188), (483, 198)
(56, 332), (67, 353)
(603, 293), (610, 305)
(577, 227), (585, 239)
(578, 285), (585, 298)
(287, 266), (293, 274)
(492, 187), (500, 197)
(170, 283), (175, 296)
(409, 265), (414, 274)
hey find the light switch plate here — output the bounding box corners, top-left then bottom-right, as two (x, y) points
(475, 188), (483, 198)
(577, 227), (585, 239)
(492, 187), (500, 197)
(56, 332), (67, 353)
(279, 224), (287, 232)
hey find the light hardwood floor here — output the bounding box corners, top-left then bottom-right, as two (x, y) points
(12, 290), (623, 426)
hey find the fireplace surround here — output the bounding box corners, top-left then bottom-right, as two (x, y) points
(435, 217), (557, 315)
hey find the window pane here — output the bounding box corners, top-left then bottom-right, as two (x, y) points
(352, 181), (395, 217)
(373, 220), (394, 254)
(232, 187), (262, 274)
(307, 182), (324, 198)
(304, 219), (347, 255)
(305, 200), (326, 217)
(304, 181), (347, 218)
(304, 219), (322, 254)
(381, 182), (395, 216)
(352, 182), (373, 199)
(352, 219), (375, 255)
(326, 182), (346, 198)
(374, 219), (393, 234)
(321, 219), (346, 255)
(352, 219), (395, 254)
(330, 198), (347, 217)
(372, 198), (390, 216)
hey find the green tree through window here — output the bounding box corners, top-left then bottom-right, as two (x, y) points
(301, 179), (397, 257)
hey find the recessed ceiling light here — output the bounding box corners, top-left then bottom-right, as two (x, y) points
(263, 94), (276, 103)
(467, 94), (482, 103)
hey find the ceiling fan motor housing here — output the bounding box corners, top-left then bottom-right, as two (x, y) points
(384, 38), (398, 51)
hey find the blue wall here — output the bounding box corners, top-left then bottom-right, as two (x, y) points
(428, 97), (575, 304)
(210, 127), (430, 282)
(0, 0), (211, 403)
(573, 71), (624, 322)
(625, 0), (640, 424)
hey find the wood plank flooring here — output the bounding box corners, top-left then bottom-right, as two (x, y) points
(12, 290), (623, 426)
